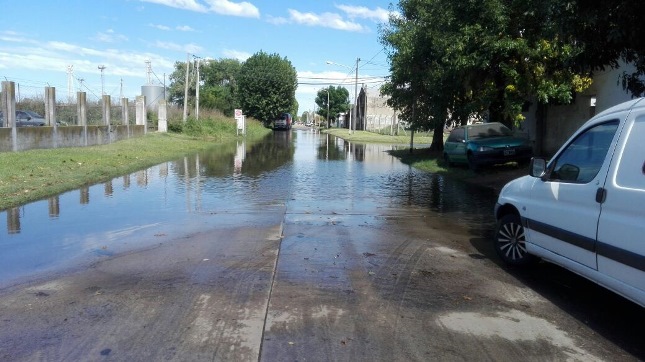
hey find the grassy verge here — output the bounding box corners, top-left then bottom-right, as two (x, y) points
(390, 147), (529, 193)
(322, 128), (434, 144)
(322, 128), (527, 191)
(0, 118), (271, 210)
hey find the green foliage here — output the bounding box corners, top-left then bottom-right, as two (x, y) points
(380, 0), (595, 151)
(182, 117), (237, 138)
(167, 58), (242, 117)
(315, 86), (350, 126)
(300, 111), (309, 123)
(167, 120), (183, 133)
(237, 51), (298, 124)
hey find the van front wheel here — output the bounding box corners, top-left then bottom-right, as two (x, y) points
(494, 214), (537, 266)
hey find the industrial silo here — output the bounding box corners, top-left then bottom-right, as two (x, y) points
(141, 84), (165, 110)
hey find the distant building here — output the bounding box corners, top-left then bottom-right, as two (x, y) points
(355, 86), (398, 132)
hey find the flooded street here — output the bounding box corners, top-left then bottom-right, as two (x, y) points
(0, 129), (642, 361)
(0, 130), (494, 287)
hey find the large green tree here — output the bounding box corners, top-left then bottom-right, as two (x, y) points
(199, 58), (241, 117)
(380, 0), (591, 152)
(237, 51), (298, 124)
(167, 60), (193, 108)
(315, 86), (350, 127)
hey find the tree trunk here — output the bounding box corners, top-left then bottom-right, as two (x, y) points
(429, 120), (444, 152)
(409, 130), (415, 154)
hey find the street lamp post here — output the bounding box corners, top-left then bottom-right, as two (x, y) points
(352, 57), (360, 134)
(326, 59), (360, 134)
(322, 88), (330, 129)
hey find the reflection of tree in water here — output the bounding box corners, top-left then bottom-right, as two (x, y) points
(175, 132), (295, 178)
(316, 134), (366, 162)
(241, 132), (295, 177)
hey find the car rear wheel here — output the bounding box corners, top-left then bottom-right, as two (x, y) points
(494, 214), (537, 266)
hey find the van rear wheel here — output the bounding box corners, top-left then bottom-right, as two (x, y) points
(494, 214), (537, 266)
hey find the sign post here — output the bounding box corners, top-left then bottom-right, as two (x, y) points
(235, 108), (245, 136)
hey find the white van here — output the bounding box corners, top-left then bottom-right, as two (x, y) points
(494, 98), (645, 307)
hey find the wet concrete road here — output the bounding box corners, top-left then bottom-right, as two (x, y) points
(0, 130), (643, 361)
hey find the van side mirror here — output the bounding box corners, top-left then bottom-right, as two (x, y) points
(530, 158), (547, 178)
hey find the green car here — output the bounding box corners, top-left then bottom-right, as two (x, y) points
(443, 122), (533, 171)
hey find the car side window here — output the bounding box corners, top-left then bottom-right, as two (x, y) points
(447, 128), (464, 142)
(549, 120), (619, 183)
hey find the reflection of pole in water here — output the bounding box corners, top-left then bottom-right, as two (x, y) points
(123, 174), (131, 189)
(136, 170), (147, 187)
(104, 180), (113, 197)
(80, 186), (90, 205)
(195, 154), (201, 211)
(184, 157), (191, 212)
(234, 140), (246, 174)
(48, 196), (60, 218)
(7, 207), (20, 234)
(159, 162), (169, 178)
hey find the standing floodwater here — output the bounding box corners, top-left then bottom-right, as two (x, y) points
(0, 130), (497, 287)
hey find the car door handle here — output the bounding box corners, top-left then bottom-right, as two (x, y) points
(595, 187), (606, 203)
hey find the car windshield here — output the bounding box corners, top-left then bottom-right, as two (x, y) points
(24, 110), (43, 118)
(467, 123), (512, 140)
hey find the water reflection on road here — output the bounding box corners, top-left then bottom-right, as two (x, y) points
(0, 129), (497, 287)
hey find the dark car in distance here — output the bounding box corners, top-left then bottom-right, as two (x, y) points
(0, 110), (46, 127)
(443, 122), (533, 171)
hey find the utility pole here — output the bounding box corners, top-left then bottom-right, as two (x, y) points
(182, 53), (190, 123)
(194, 55), (201, 121)
(352, 57), (360, 134)
(326, 89), (330, 128)
(67, 65), (74, 103)
(98, 65), (106, 96)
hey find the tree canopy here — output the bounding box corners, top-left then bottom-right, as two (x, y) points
(237, 51), (298, 124)
(167, 58), (241, 117)
(167, 52), (298, 121)
(380, 0), (645, 152)
(315, 86), (350, 127)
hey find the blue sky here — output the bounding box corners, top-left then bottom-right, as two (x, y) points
(0, 0), (396, 115)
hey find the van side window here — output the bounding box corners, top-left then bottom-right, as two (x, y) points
(549, 120), (619, 183)
(616, 115), (645, 188)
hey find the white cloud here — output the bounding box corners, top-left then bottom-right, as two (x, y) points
(206, 0), (260, 18)
(287, 9), (366, 32)
(222, 49), (251, 61)
(176, 25), (196, 31)
(0, 39), (175, 81)
(94, 29), (128, 43)
(335, 5), (391, 23)
(140, 0), (259, 17)
(266, 15), (288, 25)
(154, 41), (204, 54)
(0, 31), (38, 44)
(149, 23), (171, 31)
(140, 0), (207, 12)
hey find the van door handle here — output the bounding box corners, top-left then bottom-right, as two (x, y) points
(595, 187), (606, 203)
